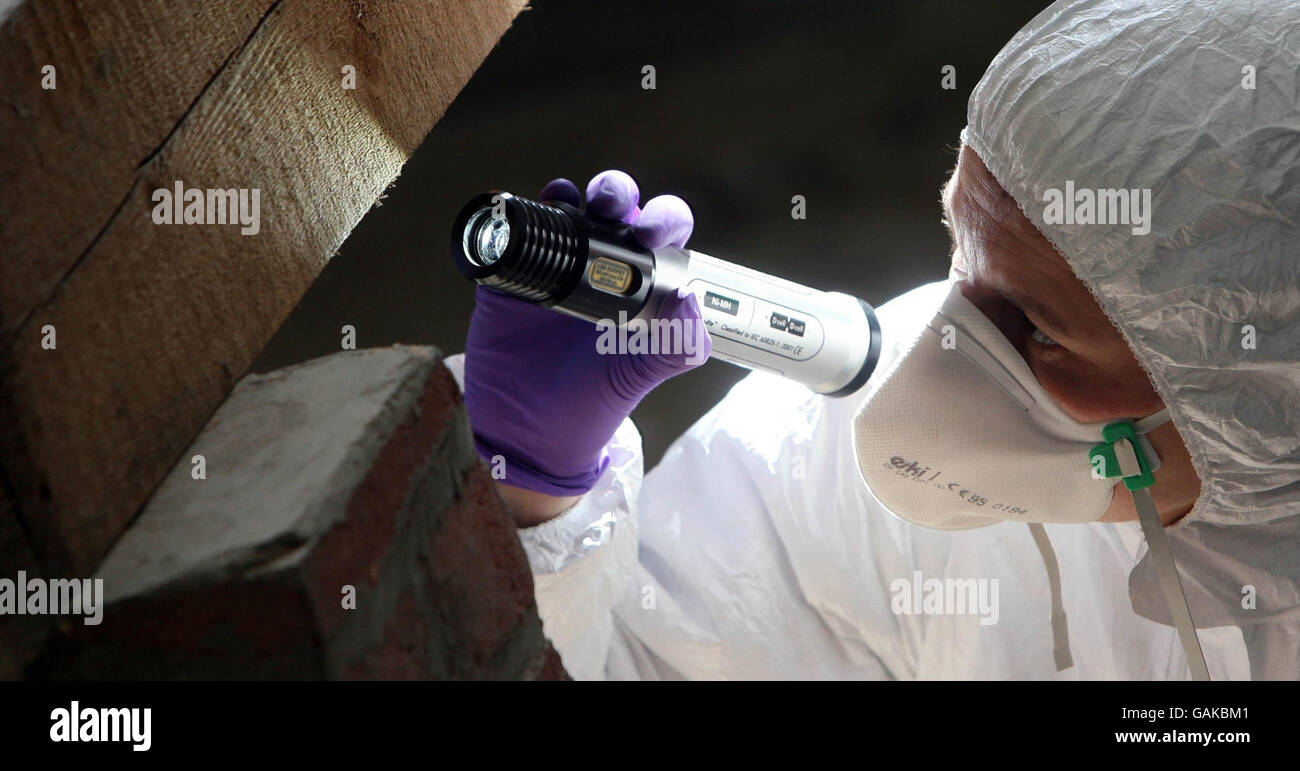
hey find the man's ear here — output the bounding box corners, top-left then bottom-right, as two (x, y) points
(948, 253), (969, 280)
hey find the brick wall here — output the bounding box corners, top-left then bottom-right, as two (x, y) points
(24, 347), (566, 680)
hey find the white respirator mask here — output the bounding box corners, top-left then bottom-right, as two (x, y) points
(851, 279), (1210, 680)
(852, 279), (1167, 529)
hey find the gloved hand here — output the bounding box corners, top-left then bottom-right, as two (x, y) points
(463, 170), (709, 497)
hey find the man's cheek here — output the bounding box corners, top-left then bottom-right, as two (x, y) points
(1034, 357), (1158, 424)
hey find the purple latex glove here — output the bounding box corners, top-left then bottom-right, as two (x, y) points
(463, 170), (708, 496)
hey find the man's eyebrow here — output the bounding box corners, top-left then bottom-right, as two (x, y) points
(999, 286), (1074, 340)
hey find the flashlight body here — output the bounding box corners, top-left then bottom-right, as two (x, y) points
(645, 248), (879, 395)
(452, 192), (881, 396)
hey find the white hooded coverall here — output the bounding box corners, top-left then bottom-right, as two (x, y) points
(449, 0), (1299, 680)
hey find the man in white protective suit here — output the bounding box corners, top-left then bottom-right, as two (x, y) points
(449, 0), (1300, 680)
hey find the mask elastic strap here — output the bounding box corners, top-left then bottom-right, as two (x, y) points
(1132, 408), (1170, 434)
(1027, 523), (1073, 671)
(1090, 410), (1210, 681)
(1130, 486), (1211, 681)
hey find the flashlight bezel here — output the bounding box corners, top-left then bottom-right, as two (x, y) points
(452, 192), (521, 281)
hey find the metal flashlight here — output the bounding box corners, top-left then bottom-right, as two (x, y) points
(451, 191), (881, 396)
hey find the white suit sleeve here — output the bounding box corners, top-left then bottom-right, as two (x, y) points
(444, 353), (895, 680)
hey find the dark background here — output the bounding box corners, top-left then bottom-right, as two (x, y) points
(254, 0), (1054, 467)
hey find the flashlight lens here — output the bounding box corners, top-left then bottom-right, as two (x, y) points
(465, 208), (510, 267)
(481, 217), (510, 263)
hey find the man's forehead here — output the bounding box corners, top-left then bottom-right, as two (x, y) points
(948, 146), (1089, 338)
(958, 146), (1020, 213)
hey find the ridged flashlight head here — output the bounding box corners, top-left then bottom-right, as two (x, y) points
(451, 191), (589, 305)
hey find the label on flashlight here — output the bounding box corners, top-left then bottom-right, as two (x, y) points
(589, 257), (634, 295)
(686, 279), (824, 362)
(703, 291), (740, 316)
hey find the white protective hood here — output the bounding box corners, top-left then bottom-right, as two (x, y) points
(962, 0), (1300, 677)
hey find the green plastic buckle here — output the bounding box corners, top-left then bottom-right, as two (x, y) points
(1088, 420), (1156, 491)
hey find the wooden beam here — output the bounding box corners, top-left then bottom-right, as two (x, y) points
(0, 0), (528, 575)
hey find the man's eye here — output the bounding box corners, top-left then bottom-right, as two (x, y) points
(1030, 326), (1058, 347)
